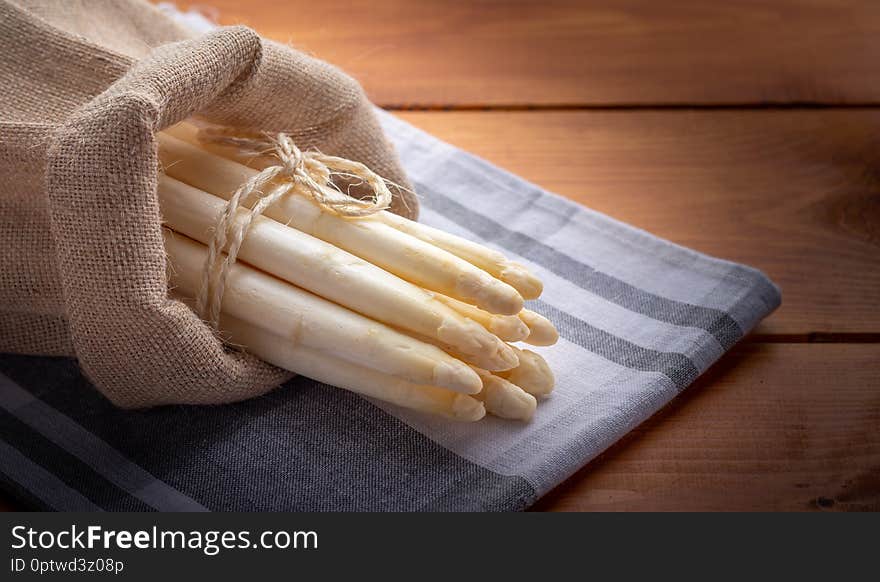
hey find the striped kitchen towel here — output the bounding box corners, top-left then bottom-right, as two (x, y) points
(0, 110), (780, 511)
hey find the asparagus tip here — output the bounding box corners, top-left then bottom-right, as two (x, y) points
(457, 273), (524, 316)
(500, 348), (555, 397)
(450, 395), (487, 422)
(433, 359), (484, 395)
(489, 315), (531, 343)
(519, 310), (560, 346)
(475, 374), (537, 421)
(500, 264), (543, 300)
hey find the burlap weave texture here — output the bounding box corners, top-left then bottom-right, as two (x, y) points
(0, 0), (416, 407)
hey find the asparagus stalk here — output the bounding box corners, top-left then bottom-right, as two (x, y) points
(158, 131), (524, 315)
(431, 293), (529, 342)
(375, 214), (543, 300)
(163, 229), (483, 394)
(519, 309), (559, 346)
(219, 313), (486, 422)
(164, 123), (543, 300)
(158, 175), (517, 371)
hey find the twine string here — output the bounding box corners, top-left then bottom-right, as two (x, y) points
(193, 128), (393, 331)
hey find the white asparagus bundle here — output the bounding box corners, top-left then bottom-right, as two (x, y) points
(158, 122), (559, 421)
(159, 175), (517, 371)
(164, 230), (482, 394)
(159, 130), (524, 315)
(164, 122), (545, 301)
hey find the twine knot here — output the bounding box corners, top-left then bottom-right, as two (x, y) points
(192, 127), (394, 331)
(277, 136), (305, 175)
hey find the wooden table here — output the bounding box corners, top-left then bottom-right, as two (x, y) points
(185, 0), (879, 511)
(8, 0), (876, 511)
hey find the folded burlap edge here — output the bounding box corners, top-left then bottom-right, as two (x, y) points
(43, 25), (396, 408)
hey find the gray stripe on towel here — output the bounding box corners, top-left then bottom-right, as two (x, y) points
(421, 191), (744, 349)
(0, 439), (102, 512)
(0, 354), (537, 511)
(0, 371), (208, 512)
(531, 301), (700, 390)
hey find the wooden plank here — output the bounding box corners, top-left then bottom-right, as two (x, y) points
(181, 0), (880, 106)
(533, 343), (880, 511)
(395, 110), (880, 336)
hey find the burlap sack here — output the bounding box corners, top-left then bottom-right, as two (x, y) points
(0, 0), (418, 407)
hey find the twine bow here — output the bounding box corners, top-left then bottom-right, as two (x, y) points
(194, 128), (394, 331)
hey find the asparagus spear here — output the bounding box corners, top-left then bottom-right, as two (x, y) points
(431, 293), (530, 342)
(375, 214), (543, 300)
(158, 175), (517, 371)
(163, 229), (483, 394)
(164, 123), (544, 300)
(158, 131), (524, 315)
(219, 313), (486, 422)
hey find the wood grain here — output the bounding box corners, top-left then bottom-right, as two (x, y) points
(395, 110), (880, 337)
(534, 343), (880, 511)
(175, 0), (880, 106)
